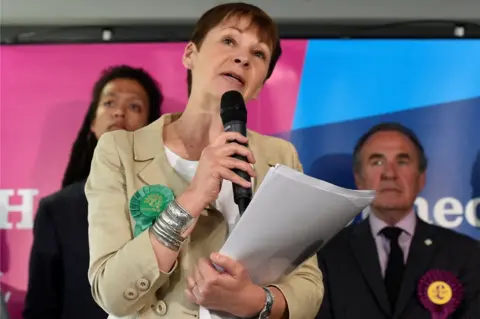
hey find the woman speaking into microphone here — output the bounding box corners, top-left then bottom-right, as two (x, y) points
(85, 2), (324, 319)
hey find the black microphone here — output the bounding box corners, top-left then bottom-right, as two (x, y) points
(220, 90), (252, 215)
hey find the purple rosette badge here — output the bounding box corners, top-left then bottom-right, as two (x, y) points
(417, 269), (464, 319)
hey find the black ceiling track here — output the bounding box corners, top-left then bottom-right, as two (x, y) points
(2, 19), (480, 45)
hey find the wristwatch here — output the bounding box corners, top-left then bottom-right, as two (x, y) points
(249, 287), (274, 319)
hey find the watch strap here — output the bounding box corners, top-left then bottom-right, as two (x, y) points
(256, 287), (274, 319)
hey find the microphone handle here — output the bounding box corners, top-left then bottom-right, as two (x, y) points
(236, 197), (251, 216)
(224, 121), (253, 214)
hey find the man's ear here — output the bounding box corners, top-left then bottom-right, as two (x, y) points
(354, 171), (364, 190)
(182, 42), (197, 70)
(418, 170), (426, 192)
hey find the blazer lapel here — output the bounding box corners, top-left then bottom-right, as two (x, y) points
(134, 114), (191, 199)
(351, 219), (391, 316)
(133, 122), (276, 216)
(247, 130), (275, 193)
(393, 218), (437, 318)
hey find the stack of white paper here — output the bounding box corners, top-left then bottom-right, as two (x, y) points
(219, 164), (376, 285)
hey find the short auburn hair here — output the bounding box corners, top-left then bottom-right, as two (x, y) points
(186, 2), (282, 96)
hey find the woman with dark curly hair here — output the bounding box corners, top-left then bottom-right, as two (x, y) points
(23, 65), (163, 319)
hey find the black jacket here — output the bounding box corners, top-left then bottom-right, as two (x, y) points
(23, 181), (107, 319)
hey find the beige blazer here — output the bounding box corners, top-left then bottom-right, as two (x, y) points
(85, 113), (324, 319)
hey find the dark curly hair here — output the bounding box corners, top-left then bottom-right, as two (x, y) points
(61, 65), (163, 188)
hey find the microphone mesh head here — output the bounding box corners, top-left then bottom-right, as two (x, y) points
(220, 90), (247, 124)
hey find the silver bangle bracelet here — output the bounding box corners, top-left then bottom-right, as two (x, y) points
(149, 226), (182, 251)
(149, 200), (195, 251)
(150, 217), (184, 251)
(166, 200), (195, 233)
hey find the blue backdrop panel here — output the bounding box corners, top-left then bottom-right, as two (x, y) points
(293, 39), (480, 129)
(288, 39), (480, 240)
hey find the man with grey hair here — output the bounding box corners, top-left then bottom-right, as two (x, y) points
(316, 122), (480, 319)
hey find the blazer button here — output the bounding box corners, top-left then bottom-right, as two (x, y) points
(153, 300), (168, 316)
(123, 288), (138, 300)
(136, 278), (150, 291)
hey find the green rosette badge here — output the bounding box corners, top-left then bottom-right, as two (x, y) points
(129, 185), (175, 236)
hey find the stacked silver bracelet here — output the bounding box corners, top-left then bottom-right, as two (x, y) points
(149, 200), (195, 251)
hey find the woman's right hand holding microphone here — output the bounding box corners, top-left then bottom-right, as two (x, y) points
(176, 132), (256, 225)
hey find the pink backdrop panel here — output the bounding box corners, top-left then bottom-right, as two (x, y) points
(0, 40), (307, 318)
